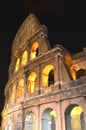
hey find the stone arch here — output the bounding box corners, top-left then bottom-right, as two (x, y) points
(8, 117), (12, 130)
(5, 90), (9, 109)
(11, 84), (16, 103)
(42, 64), (54, 88)
(65, 104), (85, 130)
(16, 114), (22, 130)
(17, 78), (24, 98)
(30, 42), (39, 60)
(65, 54), (76, 80)
(41, 108), (56, 130)
(76, 68), (86, 79)
(2, 119), (7, 130)
(21, 50), (28, 67)
(25, 111), (35, 130)
(12, 13), (41, 54)
(27, 72), (37, 93)
(15, 58), (20, 72)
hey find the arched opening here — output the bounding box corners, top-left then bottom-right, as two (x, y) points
(48, 69), (54, 86)
(30, 42), (39, 60)
(5, 91), (9, 108)
(21, 50), (28, 67)
(15, 58), (20, 72)
(3, 124), (7, 130)
(27, 72), (37, 93)
(8, 118), (12, 130)
(16, 114), (22, 130)
(42, 65), (54, 88)
(65, 104), (85, 130)
(11, 84), (16, 103)
(17, 79), (24, 98)
(76, 69), (86, 79)
(42, 108), (56, 130)
(65, 54), (76, 80)
(25, 111), (35, 130)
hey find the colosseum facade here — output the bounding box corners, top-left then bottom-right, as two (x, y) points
(1, 13), (86, 130)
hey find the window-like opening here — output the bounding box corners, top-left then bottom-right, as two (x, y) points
(76, 69), (86, 79)
(42, 108), (56, 130)
(42, 65), (54, 88)
(65, 54), (76, 80)
(65, 104), (85, 130)
(25, 111), (35, 130)
(21, 50), (28, 67)
(15, 58), (20, 72)
(16, 114), (22, 130)
(48, 69), (54, 86)
(17, 79), (24, 98)
(30, 42), (39, 60)
(27, 72), (37, 93)
(5, 91), (9, 108)
(8, 118), (12, 130)
(3, 125), (7, 130)
(11, 84), (16, 102)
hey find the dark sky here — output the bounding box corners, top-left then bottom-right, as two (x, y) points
(0, 0), (86, 123)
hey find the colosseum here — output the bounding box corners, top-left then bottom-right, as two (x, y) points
(1, 13), (86, 130)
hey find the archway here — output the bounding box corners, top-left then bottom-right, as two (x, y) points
(42, 65), (54, 88)
(25, 111), (35, 130)
(11, 84), (16, 102)
(30, 42), (39, 60)
(42, 108), (56, 130)
(76, 69), (86, 79)
(17, 79), (24, 98)
(27, 72), (37, 93)
(15, 58), (20, 72)
(21, 50), (28, 67)
(16, 114), (22, 130)
(8, 118), (12, 130)
(65, 104), (85, 130)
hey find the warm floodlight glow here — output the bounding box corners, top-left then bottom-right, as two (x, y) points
(21, 50), (28, 67)
(30, 42), (39, 60)
(50, 110), (56, 118)
(71, 106), (83, 116)
(42, 65), (54, 88)
(11, 84), (16, 102)
(15, 58), (20, 72)
(27, 72), (37, 93)
(17, 79), (24, 98)
(70, 106), (83, 130)
(65, 54), (76, 80)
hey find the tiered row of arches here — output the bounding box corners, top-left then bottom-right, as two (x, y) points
(2, 13), (86, 130)
(15, 42), (39, 73)
(5, 53), (86, 109)
(5, 64), (55, 108)
(3, 104), (86, 130)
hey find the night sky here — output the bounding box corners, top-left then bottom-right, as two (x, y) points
(0, 0), (86, 124)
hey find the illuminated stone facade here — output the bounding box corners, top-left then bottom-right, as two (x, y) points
(1, 13), (86, 130)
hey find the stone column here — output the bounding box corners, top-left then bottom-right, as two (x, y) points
(35, 105), (40, 130)
(38, 32), (48, 55)
(36, 65), (41, 95)
(56, 101), (62, 130)
(21, 102), (25, 130)
(54, 53), (63, 89)
(15, 78), (18, 103)
(23, 74), (27, 99)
